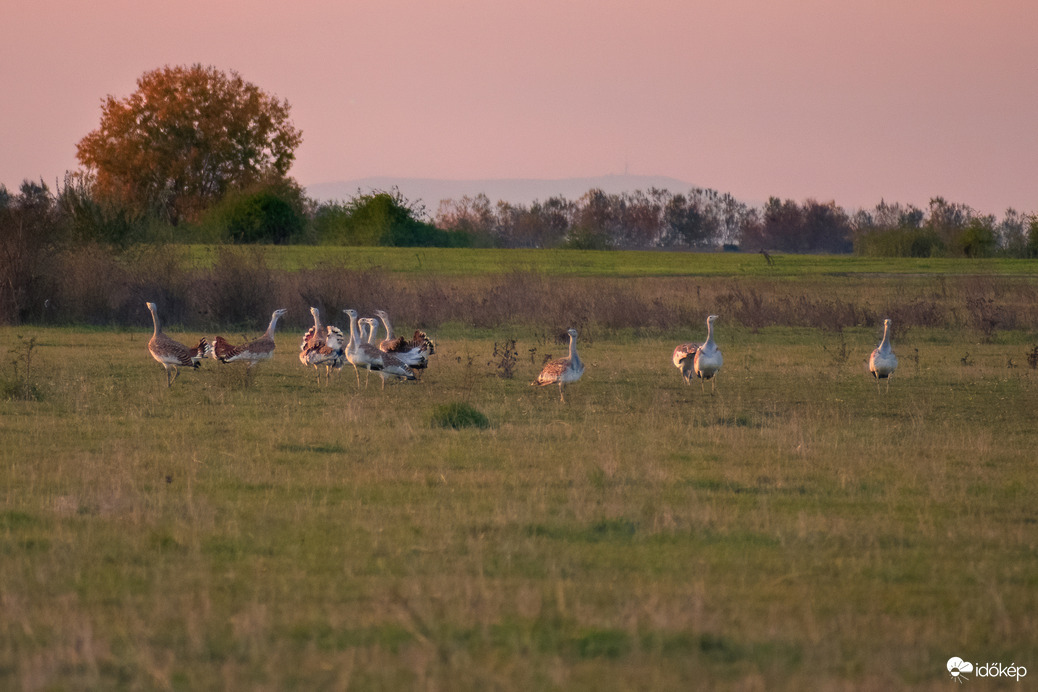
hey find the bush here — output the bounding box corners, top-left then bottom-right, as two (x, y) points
(205, 183), (307, 244)
(429, 402), (490, 430)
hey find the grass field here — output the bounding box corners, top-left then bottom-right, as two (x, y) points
(183, 244), (1038, 278)
(2, 252), (1037, 689)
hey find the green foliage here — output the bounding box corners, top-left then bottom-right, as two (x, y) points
(855, 227), (945, 257)
(312, 190), (471, 247)
(429, 401), (490, 429)
(955, 219), (997, 258)
(204, 183), (307, 244)
(562, 225), (613, 250)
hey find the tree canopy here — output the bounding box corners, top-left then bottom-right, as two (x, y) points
(76, 64), (302, 224)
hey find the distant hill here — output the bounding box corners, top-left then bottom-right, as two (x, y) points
(305, 175), (699, 213)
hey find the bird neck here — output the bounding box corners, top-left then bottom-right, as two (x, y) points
(568, 334), (580, 365)
(879, 324), (891, 352)
(704, 321), (715, 350)
(347, 313), (359, 348)
(265, 313), (281, 338)
(380, 315), (395, 340)
(150, 307), (160, 337)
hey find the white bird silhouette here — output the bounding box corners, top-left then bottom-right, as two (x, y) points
(869, 318), (898, 392)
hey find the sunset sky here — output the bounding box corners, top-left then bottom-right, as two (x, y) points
(2, 1), (1036, 216)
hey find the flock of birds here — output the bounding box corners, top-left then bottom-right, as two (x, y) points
(145, 301), (899, 399)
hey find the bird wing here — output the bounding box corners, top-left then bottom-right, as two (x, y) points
(151, 333), (203, 367)
(673, 342), (699, 367)
(533, 357), (569, 385)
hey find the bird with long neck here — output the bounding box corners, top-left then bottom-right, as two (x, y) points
(373, 309), (435, 374)
(531, 328), (584, 402)
(299, 307), (343, 384)
(145, 301), (211, 388)
(673, 314), (723, 391)
(213, 308), (287, 368)
(343, 309), (384, 387)
(362, 317), (414, 387)
(692, 314), (723, 392)
(869, 318), (898, 392)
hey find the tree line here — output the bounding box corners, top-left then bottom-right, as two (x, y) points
(4, 63), (1038, 261)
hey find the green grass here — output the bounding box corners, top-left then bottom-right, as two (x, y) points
(180, 244), (1038, 277)
(2, 318), (1037, 689)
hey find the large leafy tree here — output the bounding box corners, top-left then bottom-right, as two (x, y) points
(76, 64), (302, 224)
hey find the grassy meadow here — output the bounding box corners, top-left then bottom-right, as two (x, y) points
(2, 251), (1038, 690)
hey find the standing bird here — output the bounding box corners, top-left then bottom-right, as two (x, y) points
(362, 318), (416, 387)
(212, 308), (287, 368)
(531, 328), (584, 402)
(869, 318), (898, 392)
(299, 307), (344, 384)
(145, 301), (211, 388)
(343, 309), (386, 387)
(673, 314), (723, 392)
(372, 309), (435, 376)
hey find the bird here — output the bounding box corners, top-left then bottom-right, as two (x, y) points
(212, 308), (287, 368)
(362, 317), (416, 387)
(673, 314), (723, 392)
(343, 309), (386, 387)
(531, 327), (584, 402)
(869, 318), (898, 392)
(145, 301), (211, 388)
(299, 307), (344, 384)
(372, 309), (435, 376)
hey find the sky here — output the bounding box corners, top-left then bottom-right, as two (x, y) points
(2, 0), (1036, 217)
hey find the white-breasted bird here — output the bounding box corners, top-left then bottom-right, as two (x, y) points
(869, 318), (898, 392)
(531, 327), (584, 402)
(343, 309), (386, 387)
(145, 301), (211, 388)
(212, 308), (287, 368)
(673, 314), (723, 392)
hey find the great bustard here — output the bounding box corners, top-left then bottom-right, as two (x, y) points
(673, 314), (723, 392)
(343, 309), (385, 387)
(531, 328), (584, 402)
(361, 317), (416, 387)
(869, 318), (898, 392)
(145, 301), (211, 388)
(372, 309), (435, 376)
(299, 307), (344, 384)
(212, 308), (287, 368)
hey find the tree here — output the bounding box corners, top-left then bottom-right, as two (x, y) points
(76, 64), (302, 224)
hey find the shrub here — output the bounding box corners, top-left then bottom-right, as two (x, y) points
(429, 402), (490, 430)
(205, 183), (307, 244)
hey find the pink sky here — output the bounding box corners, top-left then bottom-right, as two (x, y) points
(2, 1), (1036, 216)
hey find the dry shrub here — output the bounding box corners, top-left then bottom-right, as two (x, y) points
(51, 245), (129, 324)
(118, 245), (200, 327)
(203, 247), (279, 328)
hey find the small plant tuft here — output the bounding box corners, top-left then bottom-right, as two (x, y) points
(429, 402), (490, 430)
(0, 336), (42, 401)
(1027, 345), (1038, 370)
